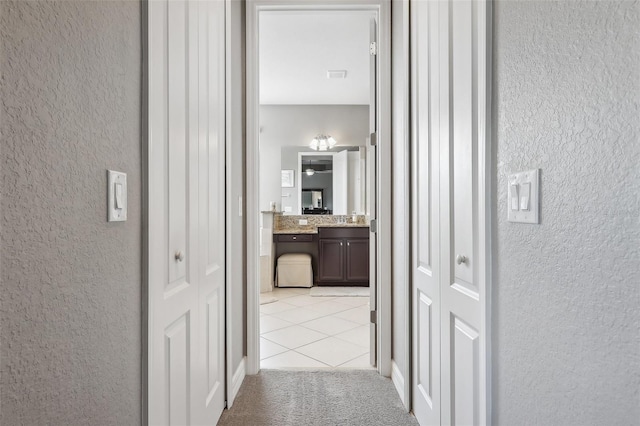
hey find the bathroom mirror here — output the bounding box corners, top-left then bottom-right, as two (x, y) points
(301, 189), (325, 213)
(277, 146), (366, 215)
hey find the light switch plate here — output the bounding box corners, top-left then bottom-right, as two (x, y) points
(507, 169), (539, 224)
(108, 170), (127, 222)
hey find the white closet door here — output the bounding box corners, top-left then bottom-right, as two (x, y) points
(148, 0), (226, 424)
(411, 0), (441, 422)
(411, 0), (490, 424)
(439, 0), (489, 424)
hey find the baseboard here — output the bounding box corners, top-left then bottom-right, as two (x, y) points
(229, 357), (246, 407)
(391, 360), (406, 406)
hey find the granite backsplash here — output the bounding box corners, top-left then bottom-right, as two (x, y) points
(274, 214), (369, 232)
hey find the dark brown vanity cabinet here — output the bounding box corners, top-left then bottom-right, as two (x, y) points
(317, 227), (369, 286)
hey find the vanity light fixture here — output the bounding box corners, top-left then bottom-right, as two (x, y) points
(309, 134), (337, 151)
(305, 168), (315, 176)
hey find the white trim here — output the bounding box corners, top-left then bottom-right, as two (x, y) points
(246, 0), (261, 376)
(246, 0), (392, 377)
(481, 0), (493, 422)
(390, 0), (411, 409)
(229, 357), (246, 407)
(391, 361), (406, 408)
(374, 0), (392, 379)
(225, 0), (237, 406)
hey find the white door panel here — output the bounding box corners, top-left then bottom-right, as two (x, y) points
(166, 313), (191, 426)
(149, 0), (226, 424)
(452, 316), (480, 426)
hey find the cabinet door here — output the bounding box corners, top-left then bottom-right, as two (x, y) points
(346, 239), (369, 282)
(318, 239), (345, 281)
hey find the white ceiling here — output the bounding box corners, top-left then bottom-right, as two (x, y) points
(259, 11), (372, 105)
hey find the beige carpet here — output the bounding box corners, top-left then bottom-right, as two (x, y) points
(217, 370), (418, 426)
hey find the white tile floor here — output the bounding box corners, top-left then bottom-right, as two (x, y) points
(260, 287), (372, 369)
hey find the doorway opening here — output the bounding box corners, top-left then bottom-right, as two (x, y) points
(258, 9), (373, 369)
(246, 1), (391, 375)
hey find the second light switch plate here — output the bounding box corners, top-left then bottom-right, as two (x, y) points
(108, 170), (127, 222)
(508, 169), (540, 224)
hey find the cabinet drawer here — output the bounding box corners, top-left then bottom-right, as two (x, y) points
(318, 227), (369, 239)
(276, 234), (314, 243)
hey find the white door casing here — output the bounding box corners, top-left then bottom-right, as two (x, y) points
(148, 0), (227, 424)
(368, 15), (378, 368)
(246, 0), (392, 377)
(411, 0), (491, 424)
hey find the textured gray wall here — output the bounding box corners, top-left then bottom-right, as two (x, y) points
(1, 1), (142, 424)
(492, 1), (640, 424)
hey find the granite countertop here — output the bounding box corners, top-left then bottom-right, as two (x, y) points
(273, 224), (370, 234)
(273, 228), (319, 234)
(317, 223), (370, 228)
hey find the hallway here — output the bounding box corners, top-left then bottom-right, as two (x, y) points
(218, 370), (418, 425)
(1, 0), (638, 424)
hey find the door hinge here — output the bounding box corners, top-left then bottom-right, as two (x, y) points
(370, 219), (377, 233)
(369, 132), (377, 146)
(370, 310), (377, 324)
(369, 42), (377, 56)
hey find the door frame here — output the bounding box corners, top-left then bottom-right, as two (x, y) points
(245, 0), (392, 376)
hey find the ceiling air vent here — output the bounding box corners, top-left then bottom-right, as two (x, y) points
(327, 70), (347, 79)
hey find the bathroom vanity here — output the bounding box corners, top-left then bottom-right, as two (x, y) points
(273, 220), (369, 287)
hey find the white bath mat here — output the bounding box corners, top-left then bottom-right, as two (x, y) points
(260, 295), (278, 305)
(309, 287), (369, 297)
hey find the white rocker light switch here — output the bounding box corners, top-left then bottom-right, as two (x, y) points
(507, 169), (539, 224)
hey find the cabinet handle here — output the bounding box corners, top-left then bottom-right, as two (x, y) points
(175, 251), (185, 262)
(340, 242), (343, 246)
(347, 242), (350, 246)
(292, 236), (297, 240)
(456, 255), (467, 265)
